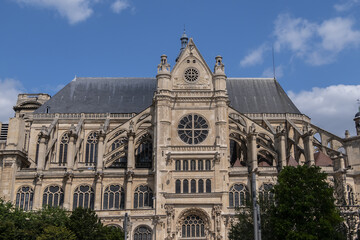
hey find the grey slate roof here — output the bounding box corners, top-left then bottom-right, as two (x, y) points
(35, 77), (301, 115)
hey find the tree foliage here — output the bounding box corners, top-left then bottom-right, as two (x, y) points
(0, 200), (124, 240)
(229, 165), (345, 240)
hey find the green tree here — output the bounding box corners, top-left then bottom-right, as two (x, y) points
(36, 226), (76, 240)
(271, 165), (344, 240)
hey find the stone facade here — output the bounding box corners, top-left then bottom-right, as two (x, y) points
(0, 37), (360, 240)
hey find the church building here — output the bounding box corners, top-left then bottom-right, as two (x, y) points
(1, 33), (360, 240)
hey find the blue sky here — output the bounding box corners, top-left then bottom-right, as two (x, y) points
(0, 0), (360, 136)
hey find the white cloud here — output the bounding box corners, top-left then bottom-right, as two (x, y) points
(273, 14), (360, 66)
(0, 78), (23, 123)
(13, 0), (132, 24)
(288, 84), (360, 137)
(261, 65), (284, 79)
(111, 0), (129, 13)
(334, 0), (359, 12)
(14, 0), (93, 24)
(240, 44), (268, 67)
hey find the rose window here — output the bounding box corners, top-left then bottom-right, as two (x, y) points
(178, 114), (208, 144)
(184, 68), (199, 82)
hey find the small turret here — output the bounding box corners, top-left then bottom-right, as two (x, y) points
(176, 29), (189, 62)
(354, 105), (360, 136)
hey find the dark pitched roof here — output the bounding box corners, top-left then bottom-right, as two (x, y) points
(35, 77), (301, 115)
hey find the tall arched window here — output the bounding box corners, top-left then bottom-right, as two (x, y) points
(176, 180), (181, 193)
(73, 185), (94, 210)
(135, 137), (152, 168)
(182, 215), (205, 238)
(133, 226), (152, 240)
(198, 160), (203, 171)
(16, 186), (34, 211)
(183, 160), (189, 171)
(103, 185), (125, 210)
(259, 183), (274, 204)
(59, 132), (69, 165)
(198, 179), (204, 193)
(205, 160), (211, 170)
(229, 184), (248, 207)
(183, 179), (189, 193)
(110, 138), (127, 168)
(191, 179), (196, 193)
(206, 179), (211, 193)
(134, 185), (153, 208)
(175, 160), (181, 171)
(85, 132), (98, 166)
(191, 160), (196, 171)
(35, 137), (40, 164)
(346, 185), (355, 206)
(42, 185), (64, 207)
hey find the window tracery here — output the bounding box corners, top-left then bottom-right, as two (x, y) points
(59, 132), (69, 165)
(103, 185), (125, 210)
(229, 184), (249, 207)
(134, 185), (153, 208)
(16, 186), (34, 211)
(133, 225), (152, 240)
(259, 183), (274, 205)
(42, 185), (64, 207)
(73, 185), (94, 210)
(85, 132), (98, 166)
(178, 114), (208, 145)
(135, 135), (152, 168)
(181, 215), (205, 238)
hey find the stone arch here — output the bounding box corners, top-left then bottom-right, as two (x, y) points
(177, 208), (211, 239)
(133, 225), (153, 240)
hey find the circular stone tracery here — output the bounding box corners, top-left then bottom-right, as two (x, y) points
(184, 68), (199, 82)
(178, 114), (209, 144)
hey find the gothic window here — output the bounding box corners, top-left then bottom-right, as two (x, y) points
(176, 160), (181, 171)
(103, 185), (125, 210)
(178, 114), (209, 145)
(135, 137), (152, 168)
(110, 138), (127, 168)
(134, 185), (153, 208)
(85, 132), (98, 166)
(35, 137), (40, 164)
(183, 160), (189, 171)
(59, 132), (69, 165)
(42, 185), (64, 207)
(205, 160), (211, 170)
(133, 225), (152, 240)
(259, 183), (274, 204)
(191, 160), (196, 171)
(345, 185), (355, 206)
(15, 186), (34, 211)
(183, 179), (189, 193)
(181, 215), (205, 238)
(176, 180), (181, 193)
(198, 160), (203, 171)
(198, 179), (204, 193)
(191, 179), (196, 193)
(229, 184), (249, 207)
(206, 179), (211, 193)
(73, 185), (94, 210)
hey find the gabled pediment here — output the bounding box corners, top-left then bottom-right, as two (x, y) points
(171, 38), (214, 90)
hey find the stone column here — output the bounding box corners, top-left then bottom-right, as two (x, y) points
(276, 132), (286, 169)
(63, 174), (73, 210)
(96, 133), (105, 170)
(33, 174), (43, 210)
(304, 134), (315, 166)
(67, 133), (76, 170)
(125, 171), (134, 209)
(37, 135), (48, 171)
(248, 132), (258, 171)
(0, 157), (18, 201)
(94, 173), (103, 210)
(127, 132), (135, 170)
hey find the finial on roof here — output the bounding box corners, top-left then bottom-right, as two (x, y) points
(180, 27), (188, 51)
